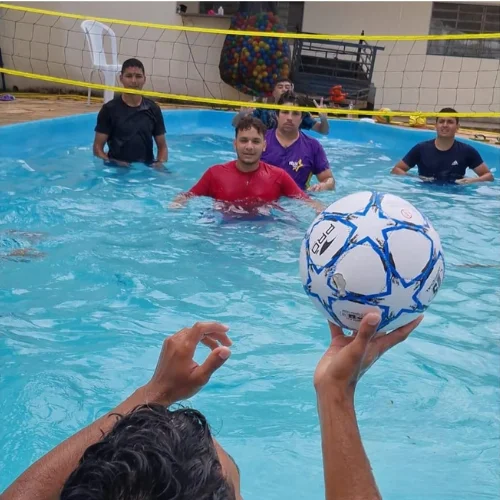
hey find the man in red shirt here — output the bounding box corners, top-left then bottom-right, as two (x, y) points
(170, 116), (323, 213)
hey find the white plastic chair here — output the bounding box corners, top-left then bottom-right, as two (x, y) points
(81, 20), (121, 105)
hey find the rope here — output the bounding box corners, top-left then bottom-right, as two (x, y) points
(2, 68), (498, 118)
(1, 3), (499, 41)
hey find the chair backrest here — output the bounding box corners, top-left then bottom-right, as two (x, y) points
(81, 20), (118, 67)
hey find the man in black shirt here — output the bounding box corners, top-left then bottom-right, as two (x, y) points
(93, 58), (168, 168)
(391, 108), (493, 184)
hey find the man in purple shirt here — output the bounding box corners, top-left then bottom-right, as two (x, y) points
(261, 91), (335, 191)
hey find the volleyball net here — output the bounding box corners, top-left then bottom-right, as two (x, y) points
(0, 2), (499, 120)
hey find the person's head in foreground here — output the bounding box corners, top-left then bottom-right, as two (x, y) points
(435, 107), (459, 140)
(276, 91), (304, 134)
(119, 58), (146, 91)
(60, 404), (240, 500)
(234, 115), (267, 170)
(272, 77), (293, 102)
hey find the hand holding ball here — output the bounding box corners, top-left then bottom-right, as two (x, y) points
(300, 192), (445, 332)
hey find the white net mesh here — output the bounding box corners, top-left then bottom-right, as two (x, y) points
(0, 4), (499, 118)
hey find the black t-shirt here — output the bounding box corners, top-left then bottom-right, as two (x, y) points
(402, 139), (483, 182)
(94, 96), (166, 164)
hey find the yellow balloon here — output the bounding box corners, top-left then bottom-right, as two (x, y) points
(409, 115), (427, 128)
(375, 108), (392, 124)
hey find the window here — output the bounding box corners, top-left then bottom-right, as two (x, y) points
(427, 2), (500, 59)
(199, 2), (304, 32)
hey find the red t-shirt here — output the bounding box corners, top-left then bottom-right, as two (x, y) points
(188, 160), (308, 203)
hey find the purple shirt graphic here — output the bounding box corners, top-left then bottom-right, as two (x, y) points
(261, 130), (330, 190)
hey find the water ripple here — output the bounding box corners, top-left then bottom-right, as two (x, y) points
(0, 130), (499, 499)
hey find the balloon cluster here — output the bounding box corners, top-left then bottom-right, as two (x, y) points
(219, 11), (291, 97)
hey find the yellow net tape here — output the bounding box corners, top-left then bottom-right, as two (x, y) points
(1, 68), (498, 119)
(1, 2), (499, 41)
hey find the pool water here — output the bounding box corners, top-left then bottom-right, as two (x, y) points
(1, 111), (499, 499)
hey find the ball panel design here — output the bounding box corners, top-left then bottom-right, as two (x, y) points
(418, 254), (445, 307)
(380, 193), (427, 226)
(330, 300), (382, 331)
(306, 219), (354, 269)
(387, 228), (432, 281)
(329, 244), (388, 296)
(324, 191), (374, 215)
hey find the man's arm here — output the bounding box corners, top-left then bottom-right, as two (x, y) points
(93, 107), (129, 167)
(280, 170), (324, 213)
(151, 106), (167, 167)
(456, 162), (494, 184)
(169, 191), (195, 209)
(93, 134), (129, 167)
(311, 98), (330, 135)
(92, 132), (109, 161)
(312, 117), (329, 135)
(309, 141), (334, 191)
(169, 168), (213, 209)
(93, 106), (111, 161)
(153, 134), (168, 166)
(2, 322), (232, 500)
(392, 144), (420, 176)
(310, 169), (335, 192)
(391, 159), (412, 175)
(314, 313), (423, 500)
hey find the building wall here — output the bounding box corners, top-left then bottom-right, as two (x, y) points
(301, 1), (500, 112)
(1, 1), (499, 112)
(0, 1), (245, 101)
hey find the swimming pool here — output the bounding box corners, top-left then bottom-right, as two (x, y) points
(1, 110), (499, 499)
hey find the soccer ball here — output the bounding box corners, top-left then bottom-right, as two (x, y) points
(299, 191), (445, 332)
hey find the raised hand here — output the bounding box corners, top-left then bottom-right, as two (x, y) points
(314, 313), (423, 396)
(313, 97), (328, 119)
(145, 321), (232, 404)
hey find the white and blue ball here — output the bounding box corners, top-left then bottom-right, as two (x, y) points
(299, 191), (445, 332)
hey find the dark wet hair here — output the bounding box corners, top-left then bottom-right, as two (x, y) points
(277, 90), (305, 116)
(274, 77), (293, 88)
(121, 58), (145, 75)
(235, 115), (267, 138)
(60, 404), (235, 500)
(437, 107), (459, 124)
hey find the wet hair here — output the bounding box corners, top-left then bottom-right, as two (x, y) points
(60, 405), (235, 500)
(436, 107), (459, 124)
(274, 77), (293, 88)
(277, 91), (305, 116)
(121, 58), (145, 75)
(235, 115), (267, 138)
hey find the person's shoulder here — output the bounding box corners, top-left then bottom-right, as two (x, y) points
(101, 96), (122, 110)
(143, 97), (162, 111)
(209, 160), (237, 173)
(300, 131), (323, 147)
(454, 139), (479, 153)
(415, 139), (434, 149)
(259, 161), (282, 175)
(264, 128), (275, 140)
